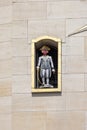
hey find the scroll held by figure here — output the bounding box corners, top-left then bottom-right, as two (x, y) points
(37, 45), (55, 88)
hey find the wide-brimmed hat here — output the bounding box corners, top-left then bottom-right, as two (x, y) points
(40, 45), (50, 51)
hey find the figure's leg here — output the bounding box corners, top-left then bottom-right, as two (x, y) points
(46, 69), (49, 85)
(42, 69), (45, 85)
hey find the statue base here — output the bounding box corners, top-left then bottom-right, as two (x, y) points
(40, 84), (54, 88)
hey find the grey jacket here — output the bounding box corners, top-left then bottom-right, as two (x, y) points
(37, 55), (54, 69)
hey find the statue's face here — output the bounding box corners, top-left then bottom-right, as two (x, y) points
(42, 50), (48, 55)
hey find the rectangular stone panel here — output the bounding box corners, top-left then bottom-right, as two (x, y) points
(13, 2), (47, 20)
(47, 2), (87, 19)
(66, 56), (84, 73)
(84, 37), (87, 59)
(65, 37), (84, 56)
(12, 20), (27, 38)
(66, 92), (87, 110)
(0, 78), (11, 96)
(66, 19), (87, 37)
(62, 74), (84, 92)
(0, 114), (11, 130)
(0, 6), (12, 24)
(0, 96), (11, 114)
(12, 39), (31, 57)
(12, 75), (31, 94)
(47, 111), (85, 130)
(13, 57), (28, 75)
(28, 19), (65, 42)
(0, 0), (12, 6)
(0, 24), (11, 42)
(12, 111), (46, 130)
(84, 74), (87, 91)
(0, 42), (12, 60)
(12, 93), (66, 111)
(0, 59), (12, 78)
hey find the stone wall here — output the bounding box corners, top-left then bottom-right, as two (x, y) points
(0, 0), (87, 130)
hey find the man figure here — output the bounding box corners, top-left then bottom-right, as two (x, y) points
(37, 45), (55, 88)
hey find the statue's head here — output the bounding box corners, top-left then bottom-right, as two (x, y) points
(40, 46), (50, 55)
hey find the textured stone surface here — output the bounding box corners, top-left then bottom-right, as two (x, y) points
(66, 56), (84, 73)
(12, 39), (30, 56)
(62, 74), (84, 92)
(28, 19), (65, 42)
(13, 2), (47, 20)
(47, 111), (85, 130)
(47, 1), (87, 19)
(0, 78), (11, 96)
(0, 60), (12, 78)
(0, 42), (12, 60)
(13, 57), (28, 75)
(12, 20), (27, 38)
(66, 92), (87, 110)
(0, 6), (12, 24)
(12, 75), (31, 94)
(66, 19), (87, 37)
(0, 114), (11, 130)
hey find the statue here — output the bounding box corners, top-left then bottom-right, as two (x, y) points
(37, 45), (55, 88)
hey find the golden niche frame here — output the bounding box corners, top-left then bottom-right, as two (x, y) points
(31, 36), (62, 93)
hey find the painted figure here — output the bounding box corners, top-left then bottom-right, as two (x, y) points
(37, 45), (55, 88)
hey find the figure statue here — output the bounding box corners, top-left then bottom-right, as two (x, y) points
(37, 45), (55, 88)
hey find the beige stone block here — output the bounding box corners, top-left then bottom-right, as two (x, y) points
(66, 19), (87, 37)
(13, 57), (28, 75)
(45, 93), (66, 111)
(0, 78), (11, 96)
(28, 19), (65, 42)
(13, 111), (46, 130)
(84, 37), (87, 59)
(62, 56), (66, 74)
(0, 114), (11, 130)
(84, 60), (87, 73)
(0, 24), (11, 42)
(0, 97), (11, 113)
(66, 56), (84, 73)
(31, 93), (66, 111)
(66, 37), (84, 56)
(12, 75), (31, 93)
(84, 74), (87, 91)
(85, 112), (87, 128)
(12, 94), (32, 111)
(62, 74), (84, 92)
(12, 93), (65, 111)
(47, 2), (87, 19)
(28, 57), (31, 74)
(12, 39), (31, 56)
(12, 20), (27, 38)
(66, 92), (87, 110)
(0, 42), (12, 60)
(47, 111), (85, 130)
(13, 2), (47, 20)
(0, 60), (12, 78)
(0, 6), (12, 24)
(0, 0), (12, 6)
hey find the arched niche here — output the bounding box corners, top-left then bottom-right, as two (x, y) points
(31, 36), (62, 93)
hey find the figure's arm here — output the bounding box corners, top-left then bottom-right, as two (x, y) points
(50, 57), (55, 72)
(37, 57), (41, 69)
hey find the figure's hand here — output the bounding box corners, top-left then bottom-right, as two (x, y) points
(52, 69), (55, 74)
(37, 66), (40, 71)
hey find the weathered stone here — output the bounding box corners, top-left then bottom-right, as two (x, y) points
(62, 74), (84, 92)
(47, 2), (87, 19)
(12, 75), (31, 94)
(66, 92), (87, 110)
(13, 2), (47, 20)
